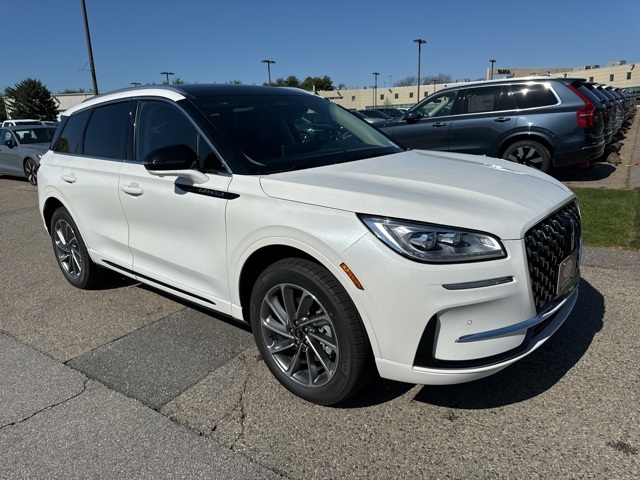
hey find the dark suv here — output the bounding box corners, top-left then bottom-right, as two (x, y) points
(379, 77), (606, 173)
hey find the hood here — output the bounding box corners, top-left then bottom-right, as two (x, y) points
(259, 150), (574, 239)
(21, 144), (50, 158)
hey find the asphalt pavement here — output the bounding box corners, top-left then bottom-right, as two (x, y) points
(1, 112), (639, 479)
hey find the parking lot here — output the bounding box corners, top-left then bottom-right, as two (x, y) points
(1, 118), (639, 478)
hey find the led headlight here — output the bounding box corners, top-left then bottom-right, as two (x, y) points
(358, 215), (506, 263)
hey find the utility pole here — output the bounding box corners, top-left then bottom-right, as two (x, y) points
(80, 0), (99, 95)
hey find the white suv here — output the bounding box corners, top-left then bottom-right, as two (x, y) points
(38, 85), (581, 405)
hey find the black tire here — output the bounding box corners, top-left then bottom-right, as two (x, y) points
(24, 158), (38, 186)
(50, 207), (101, 289)
(501, 140), (552, 173)
(250, 258), (372, 405)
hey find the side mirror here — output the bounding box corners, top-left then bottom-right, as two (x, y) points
(4, 139), (15, 148)
(404, 111), (422, 124)
(143, 144), (208, 184)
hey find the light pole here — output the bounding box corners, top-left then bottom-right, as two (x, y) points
(161, 71), (174, 84)
(80, 0), (99, 95)
(262, 60), (276, 85)
(372, 72), (380, 107)
(490, 59), (496, 80)
(130, 82), (141, 87)
(413, 39), (426, 100)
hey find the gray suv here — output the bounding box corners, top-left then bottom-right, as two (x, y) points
(379, 77), (606, 173)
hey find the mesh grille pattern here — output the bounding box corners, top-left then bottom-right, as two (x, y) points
(525, 201), (581, 312)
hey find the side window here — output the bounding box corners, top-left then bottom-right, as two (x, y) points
(415, 91), (457, 118)
(84, 102), (130, 160)
(53, 109), (92, 154)
(461, 86), (505, 114)
(1, 129), (12, 144)
(136, 101), (222, 171)
(513, 83), (558, 109)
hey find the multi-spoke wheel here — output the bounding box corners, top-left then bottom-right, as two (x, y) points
(50, 207), (101, 289)
(502, 140), (551, 173)
(23, 158), (38, 186)
(250, 258), (371, 405)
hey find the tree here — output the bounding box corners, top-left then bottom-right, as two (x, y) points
(394, 74), (452, 87)
(58, 88), (89, 94)
(172, 77), (186, 84)
(272, 76), (301, 88)
(0, 96), (7, 122)
(4, 78), (58, 120)
(227, 79), (243, 84)
(300, 76), (334, 92)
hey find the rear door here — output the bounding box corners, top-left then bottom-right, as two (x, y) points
(0, 129), (22, 175)
(447, 85), (517, 156)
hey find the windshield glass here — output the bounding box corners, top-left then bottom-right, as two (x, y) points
(192, 92), (402, 174)
(15, 127), (57, 144)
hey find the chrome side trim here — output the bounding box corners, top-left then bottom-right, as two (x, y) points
(443, 276), (513, 290)
(455, 288), (579, 343)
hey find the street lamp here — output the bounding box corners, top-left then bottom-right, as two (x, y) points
(130, 82), (141, 87)
(161, 71), (174, 84)
(262, 60), (276, 85)
(413, 39), (426, 100)
(372, 72), (380, 107)
(490, 59), (496, 80)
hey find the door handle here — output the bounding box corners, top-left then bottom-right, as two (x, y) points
(61, 174), (77, 183)
(495, 117), (511, 123)
(433, 122), (447, 127)
(121, 183), (144, 196)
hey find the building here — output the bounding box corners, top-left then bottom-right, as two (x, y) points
(317, 60), (640, 110)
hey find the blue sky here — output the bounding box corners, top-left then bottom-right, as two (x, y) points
(3, 0), (639, 94)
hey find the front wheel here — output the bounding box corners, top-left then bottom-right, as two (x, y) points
(24, 158), (38, 186)
(501, 140), (551, 173)
(250, 258), (372, 405)
(50, 207), (102, 289)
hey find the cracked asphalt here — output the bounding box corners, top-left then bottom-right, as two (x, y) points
(1, 112), (639, 479)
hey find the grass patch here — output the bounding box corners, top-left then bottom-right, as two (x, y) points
(572, 188), (640, 250)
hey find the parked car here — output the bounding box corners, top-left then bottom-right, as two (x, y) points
(0, 125), (57, 185)
(38, 84), (581, 405)
(1, 119), (45, 127)
(375, 107), (406, 118)
(379, 77), (606, 173)
(357, 109), (392, 120)
(349, 110), (387, 125)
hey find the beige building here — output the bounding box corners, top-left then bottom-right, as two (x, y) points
(317, 60), (640, 111)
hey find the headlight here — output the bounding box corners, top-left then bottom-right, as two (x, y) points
(358, 215), (506, 263)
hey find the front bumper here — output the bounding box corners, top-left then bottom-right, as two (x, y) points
(340, 227), (579, 386)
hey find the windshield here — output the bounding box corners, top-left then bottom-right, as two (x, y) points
(15, 127), (57, 145)
(192, 92), (402, 174)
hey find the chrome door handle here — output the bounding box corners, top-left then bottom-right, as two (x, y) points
(495, 117), (511, 123)
(61, 174), (76, 183)
(433, 122), (447, 127)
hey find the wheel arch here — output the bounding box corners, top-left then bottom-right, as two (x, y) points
(42, 197), (66, 236)
(498, 133), (554, 159)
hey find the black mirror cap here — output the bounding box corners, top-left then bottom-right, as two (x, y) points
(4, 140), (15, 148)
(143, 144), (198, 171)
(404, 111), (421, 123)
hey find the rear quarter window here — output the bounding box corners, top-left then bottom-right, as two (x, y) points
(53, 109), (91, 154)
(513, 84), (558, 109)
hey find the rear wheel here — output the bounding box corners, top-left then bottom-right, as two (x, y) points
(250, 258), (371, 405)
(501, 140), (551, 173)
(24, 158), (38, 186)
(50, 207), (102, 289)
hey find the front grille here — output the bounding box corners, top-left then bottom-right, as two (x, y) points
(525, 201), (581, 313)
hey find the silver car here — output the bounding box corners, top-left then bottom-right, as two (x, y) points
(0, 126), (57, 185)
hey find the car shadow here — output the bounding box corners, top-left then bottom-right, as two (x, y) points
(411, 278), (603, 409)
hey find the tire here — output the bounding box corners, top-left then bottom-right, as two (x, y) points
(24, 158), (38, 186)
(50, 207), (101, 289)
(501, 140), (551, 173)
(250, 258), (372, 405)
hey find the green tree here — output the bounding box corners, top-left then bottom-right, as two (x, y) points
(227, 79), (243, 84)
(0, 96), (7, 122)
(58, 88), (89, 94)
(272, 76), (301, 88)
(4, 78), (58, 120)
(300, 76), (334, 92)
(172, 77), (186, 84)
